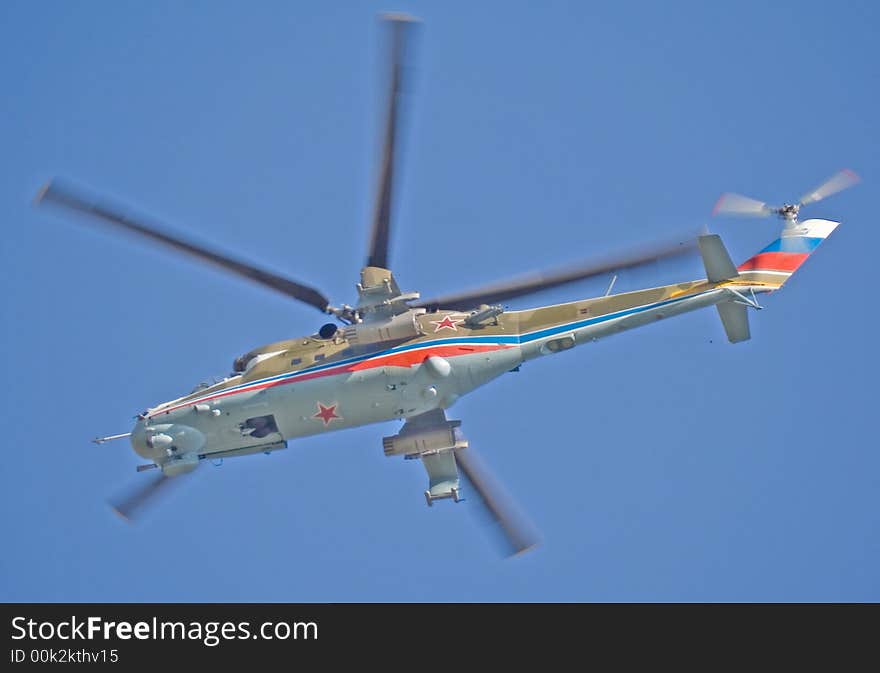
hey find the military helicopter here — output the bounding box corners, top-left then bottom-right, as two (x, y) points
(35, 15), (858, 555)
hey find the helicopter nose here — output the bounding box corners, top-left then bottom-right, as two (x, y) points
(129, 420), (207, 462)
(129, 419), (154, 459)
(129, 421), (173, 458)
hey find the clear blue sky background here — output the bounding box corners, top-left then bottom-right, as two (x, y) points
(2, 1), (878, 601)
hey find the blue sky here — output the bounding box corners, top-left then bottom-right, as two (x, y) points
(2, 0), (878, 601)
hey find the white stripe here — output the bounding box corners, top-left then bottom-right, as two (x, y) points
(737, 269), (792, 277)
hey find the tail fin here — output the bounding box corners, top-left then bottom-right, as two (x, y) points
(701, 219), (838, 344)
(736, 218), (839, 290)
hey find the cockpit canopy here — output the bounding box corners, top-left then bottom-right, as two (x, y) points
(189, 375), (233, 394)
(231, 325), (343, 374)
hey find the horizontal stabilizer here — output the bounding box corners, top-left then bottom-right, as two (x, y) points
(716, 301), (750, 343)
(699, 234), (739, 283)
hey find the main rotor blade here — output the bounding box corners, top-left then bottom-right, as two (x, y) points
(35, 180), (332, 314)
(711, 192), (774, 217)
(109, 473), (176, 522)
(799, 168), (860, 206)
(455, 447), (539, 557)
(412, 235), (698, 311)
(365, 14), (419, 270)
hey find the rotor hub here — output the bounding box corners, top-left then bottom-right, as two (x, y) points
(776, 204), (800, 222)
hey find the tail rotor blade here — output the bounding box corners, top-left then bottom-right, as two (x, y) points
(799, 168), (861, 206)
(454, 447), (539, 557)
(712, 192), (774, 217)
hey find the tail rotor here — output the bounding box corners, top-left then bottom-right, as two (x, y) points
(712, 168), (860, 224)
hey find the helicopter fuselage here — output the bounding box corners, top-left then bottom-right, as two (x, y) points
(130, 275), (740, 474)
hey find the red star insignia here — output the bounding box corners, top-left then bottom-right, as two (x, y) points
(312, 401), (342, 426)
(431, 315), (461, 332)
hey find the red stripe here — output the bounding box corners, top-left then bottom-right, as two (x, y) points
(349, 344), (504, 370)
(148, 343), (512, 417)
(738, 251), (808, 272)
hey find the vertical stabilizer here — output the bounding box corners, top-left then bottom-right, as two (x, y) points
(699, 234), (739, 283)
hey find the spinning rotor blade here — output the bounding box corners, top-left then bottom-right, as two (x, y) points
(455, 447), (539, 557)
(365, 14), (420, 270)
(711, 192), (774, 218)
(109, 473), (176, 522)
(412, 235), (697, 311)
(35, 180), (332, 314)
(799, 168), (860, 206)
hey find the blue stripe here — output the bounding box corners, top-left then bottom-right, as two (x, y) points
(179, 289), (714, 406)
(760, 237), (822, 254)
(519, 292), (708, 342)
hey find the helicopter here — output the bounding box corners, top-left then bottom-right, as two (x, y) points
(35, 15), (858, 555)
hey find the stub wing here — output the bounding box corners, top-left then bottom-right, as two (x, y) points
(383, 410), (466, 505)
(421, 451), (462, 504)
(383, 409), (538, 556)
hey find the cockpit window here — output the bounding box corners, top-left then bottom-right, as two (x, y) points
(291, 357), (302, 366)
(190, 375), (228, 394)
(314, 354), (325, 362)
